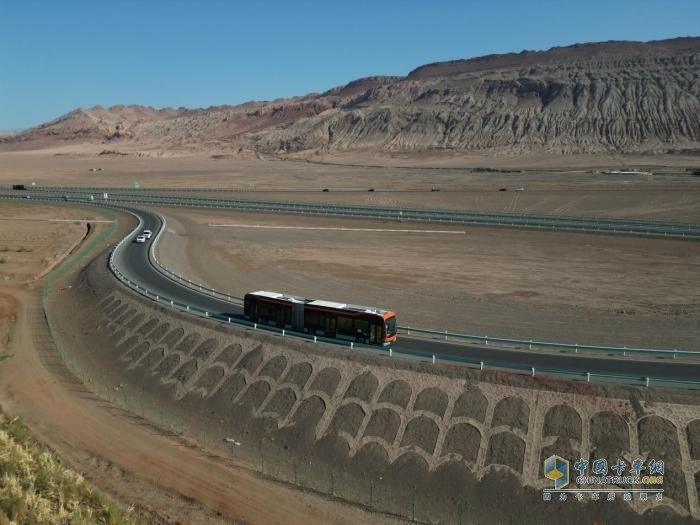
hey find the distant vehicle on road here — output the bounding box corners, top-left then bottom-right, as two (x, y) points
(431, 186), (441, 192)
(368, 188), (375, 192)
(143, 230), (152, 239)
(134, 234), (146, 243)
(515, 187), (525, 192)
(25, 195), (31, 199)
(63, 195), (70, 201)
(244, 291), (397, 346)
(498, 188), (507, 191)
(322, 188), (330, 192)
(12, 184), (26, 190)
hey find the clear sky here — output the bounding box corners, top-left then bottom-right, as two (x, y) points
(1, 0), (698, 130)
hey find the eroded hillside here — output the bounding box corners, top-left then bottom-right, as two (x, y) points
(3, 37), (699, 155)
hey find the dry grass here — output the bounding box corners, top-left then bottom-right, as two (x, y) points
(0, 414), (141, 525)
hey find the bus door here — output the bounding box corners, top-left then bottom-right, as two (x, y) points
(324, 313), (336, 338)
(355, 318), (370, 343)
(336, 314), (354, 341)
(369, 319), (382, 344)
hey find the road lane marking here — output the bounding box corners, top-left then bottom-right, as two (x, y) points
(208, 224), (466, 234)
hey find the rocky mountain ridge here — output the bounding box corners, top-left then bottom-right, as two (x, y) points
(3, 37), (699, 155)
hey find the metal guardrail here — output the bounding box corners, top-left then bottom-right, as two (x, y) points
(5, 186), (700, 240)
(111, 256), (700, 388)
(107, 260), (700, 387)
(138, 208), (699, 360)
(397, 327), (696, 358)
(3, 193), (699, 385)
(147, 213), (243, 303)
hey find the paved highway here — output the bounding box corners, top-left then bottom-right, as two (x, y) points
(113, 206), (700, 384)
(4, 187), (699, 240)
(118, 210), (239, 316)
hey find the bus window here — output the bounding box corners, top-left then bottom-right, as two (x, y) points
(283, 305), (292, 329)
(324, 314), (336, 337)
(337, 315), (353, 339)
(304, 309), (319, 333)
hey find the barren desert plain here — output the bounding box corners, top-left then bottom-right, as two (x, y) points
(0, 135), (698, 525)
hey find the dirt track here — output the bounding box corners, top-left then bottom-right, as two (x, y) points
(0, 202), (401, 524)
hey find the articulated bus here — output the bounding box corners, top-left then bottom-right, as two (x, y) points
(243, 291), (397, 345)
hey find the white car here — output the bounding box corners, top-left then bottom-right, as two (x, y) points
(134, 234), (146, 243)
(143, 230), (153, 239)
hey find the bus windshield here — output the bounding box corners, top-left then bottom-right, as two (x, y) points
(386, 315), (397, 337)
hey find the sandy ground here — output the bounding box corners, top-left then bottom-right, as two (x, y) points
(303, 149), (700, 170)
(0, 202), (104, 284)
(0, 203), (402, 525)
(0, 149), (697, 187)
(2, 151), (698, 224)
(1, 287), (403, 525)
(157, 207), (700, 349)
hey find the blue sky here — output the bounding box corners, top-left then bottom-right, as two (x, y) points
(1, 0), (698, 130)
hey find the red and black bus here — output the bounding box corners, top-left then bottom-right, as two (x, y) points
(243, 291), (397, 346)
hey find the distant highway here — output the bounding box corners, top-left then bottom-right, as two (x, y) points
(3, 186), (700, 240)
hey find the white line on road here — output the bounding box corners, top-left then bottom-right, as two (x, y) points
(208, 224), (466, 234)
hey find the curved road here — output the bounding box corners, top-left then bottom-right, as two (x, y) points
(113, 207), (700, 384)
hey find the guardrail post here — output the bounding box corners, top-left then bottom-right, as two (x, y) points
(170, 300), (173, 305)
(444, 330), (448, 341)
(282, 329), (285, 337)
(350, 342), (354, 349)
(673, 350), (677, 359)
(205, 311), (209, 317)
(228, 317), (231, 323)
(186, 305), (190, 311)
(529, 339), (533, 350)
(485, 336), (488, 345)
(314, 336), (317, 343)
(254, 323), (257, 330)
(531, 367), (535, 377)
(645, 377), (650, 387)
(407, 326), (411, 336)
(432, 354), (436, 365)
(575, 344), (578, 354)
(586, 372), (591, 383)
(389, 348), (392, 357)
(480, 361), (484, 371)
